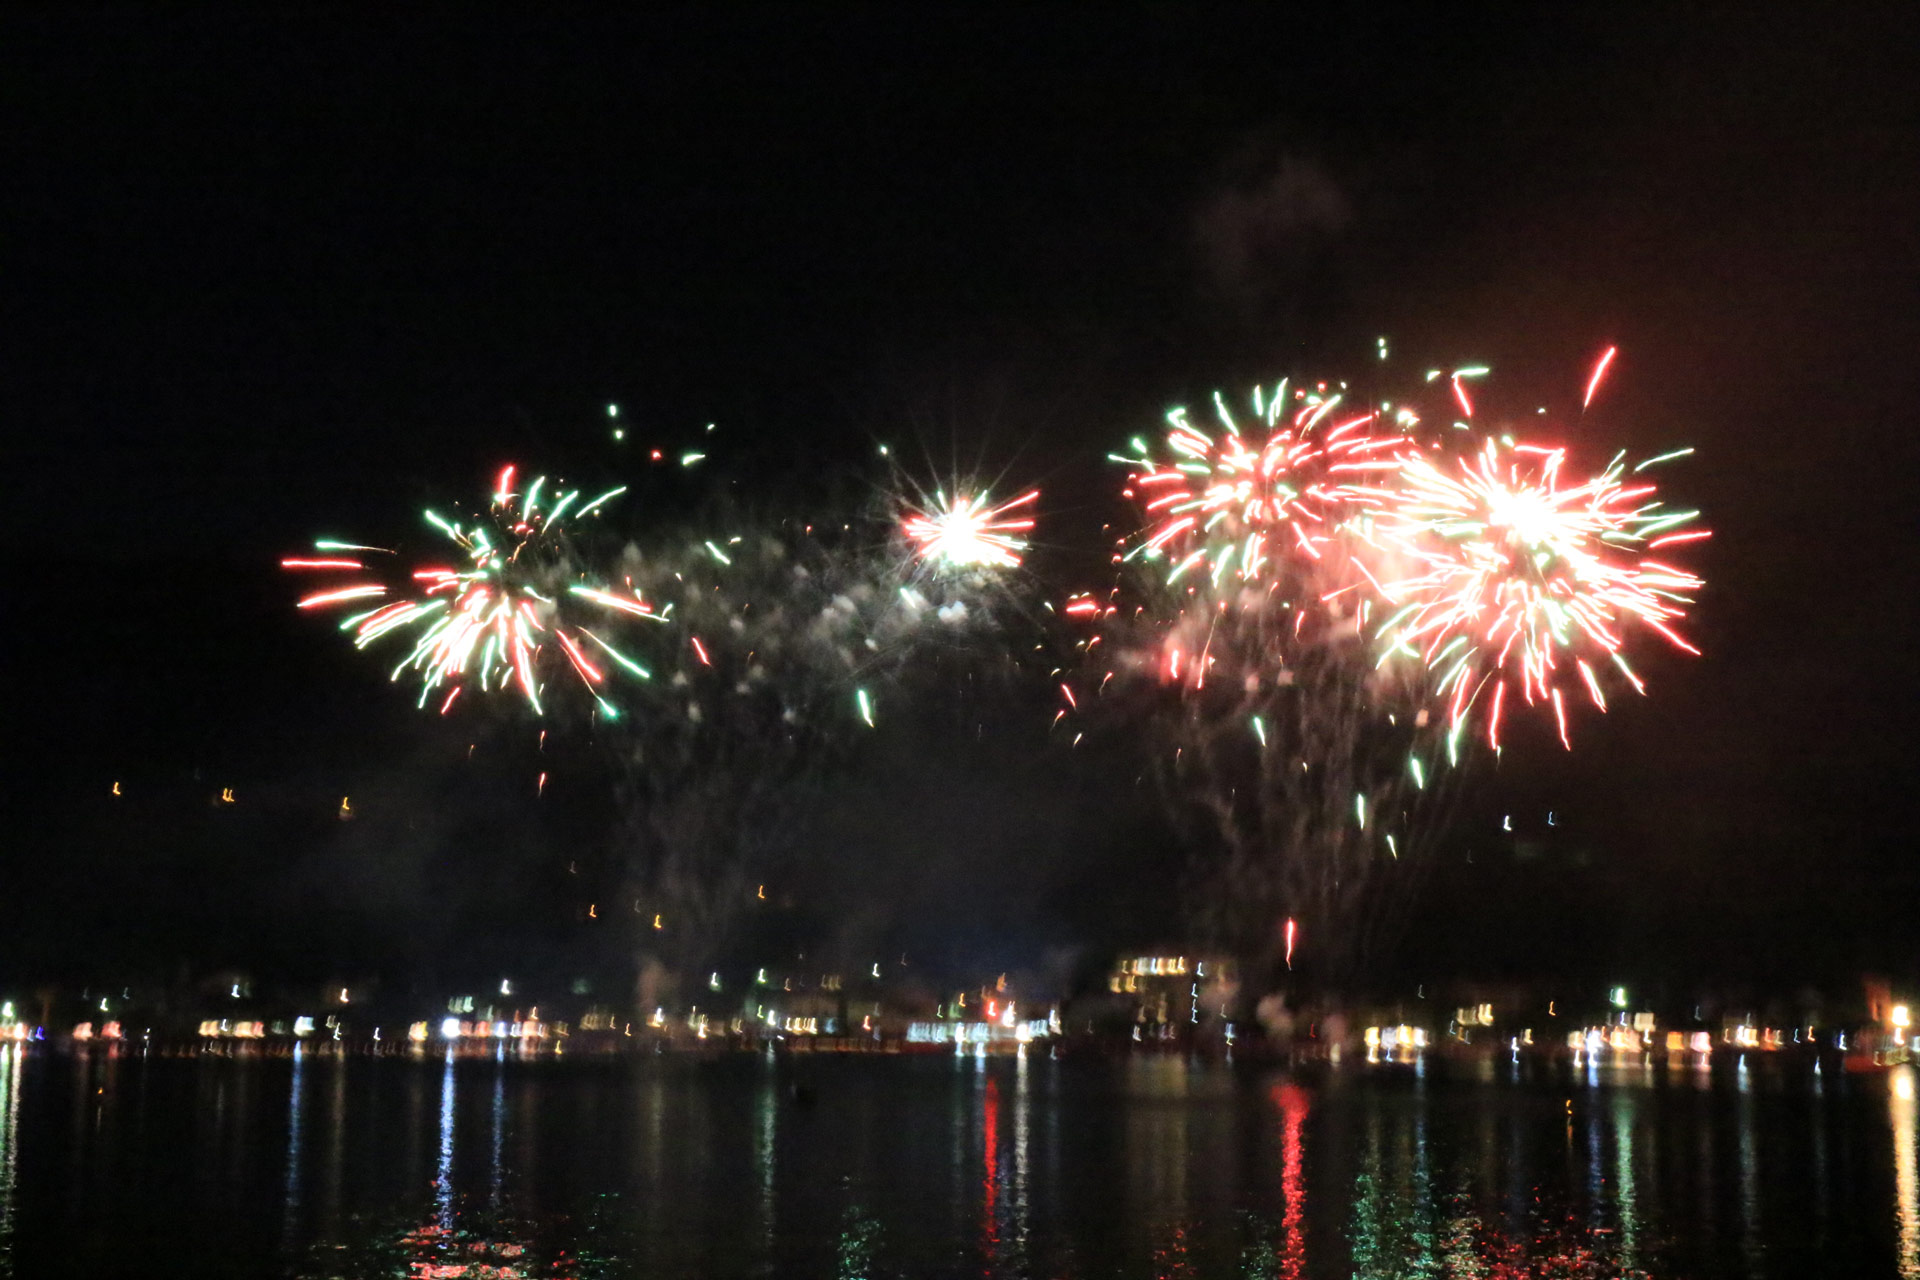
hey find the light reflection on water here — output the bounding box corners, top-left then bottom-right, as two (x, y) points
(5, 1049), (1920, 1276)
(0, 1045), (19, 1276)
(1892, 1065), (1919, 1278)
(434, 1051), (455, 1236)
(283, 1041), (305, 1240)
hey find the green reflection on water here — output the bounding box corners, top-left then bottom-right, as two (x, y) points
(1349, 1108), (1439, 1279)
(837, 1201), (882, 1280)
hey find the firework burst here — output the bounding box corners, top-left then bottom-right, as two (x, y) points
(1371, 436), (1707, 751)
(899, 486), (1039, 571)
(286, 466), (664, 716)
(1111, 382), (1406, 590)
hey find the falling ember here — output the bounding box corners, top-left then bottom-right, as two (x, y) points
(1284, 918), (1297, 970)
(297, 585), (385, 609)
(1582, 345), (1618, 409)
(281, 558), (364, 571)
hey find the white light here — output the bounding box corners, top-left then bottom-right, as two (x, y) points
(500, 979), (512, 996)
(440, 1017), (463, 1040)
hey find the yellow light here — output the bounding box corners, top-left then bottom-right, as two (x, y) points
(1896, 1004), (1913, 1031)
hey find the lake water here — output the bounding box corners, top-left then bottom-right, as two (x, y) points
(3, 1041), (1916, 1277)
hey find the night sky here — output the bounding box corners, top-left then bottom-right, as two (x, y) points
(8, 10), (1919, 998)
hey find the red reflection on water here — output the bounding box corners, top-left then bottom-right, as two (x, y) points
(981, 1074), (1000, 1266)
(1475, 1210), (1608, 1279)
(397, 1220), (531, 1278)
(1151, 1221), (1194, 1278)
(1273, 1082), (1310, 1279)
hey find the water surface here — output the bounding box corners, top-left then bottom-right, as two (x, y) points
(1, 1042), (1913, 1277)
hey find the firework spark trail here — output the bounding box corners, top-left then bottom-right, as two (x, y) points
(590, 500), (1071, 975)
(1060, 560), (1450, 981)
(621, 496), (1053, 734)
(900, 487), (1040, 570)
(1058, 388), (1454, 981)
(286, 467), (661, 715)
(1052, 354), (1706, 979)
